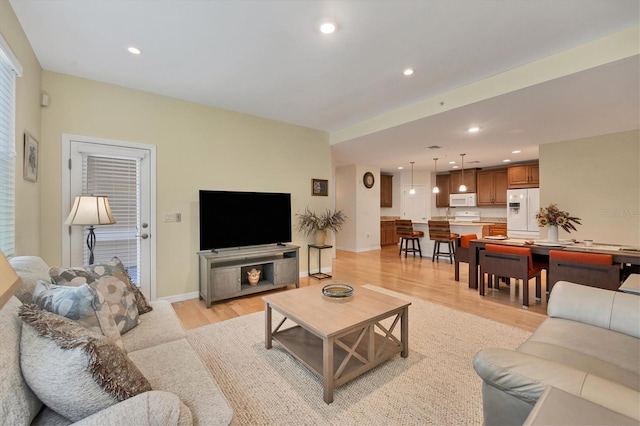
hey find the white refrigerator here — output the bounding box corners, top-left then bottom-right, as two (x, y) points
(506, 188), (540, 239)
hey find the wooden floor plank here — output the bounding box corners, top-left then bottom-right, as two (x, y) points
(173, 246), (547, 332)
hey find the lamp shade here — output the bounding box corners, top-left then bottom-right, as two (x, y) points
(0, 250), (20, 308)
(65, 195), (116, 226)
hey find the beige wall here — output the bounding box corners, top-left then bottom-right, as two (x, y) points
(335, 164), (380, 252)
(1, 0), (42, 256)
(39, 71), (331, 298)
(540, 130), (640, 246)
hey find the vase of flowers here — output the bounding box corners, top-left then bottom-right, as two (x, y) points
(535, 203), (581, 242)
(296, 207), (346, 246)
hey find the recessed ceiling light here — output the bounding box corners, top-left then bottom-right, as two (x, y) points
(468, 127), (480, 133)
(449, 161), (456, 164)
(397, 166), (404, 170)
(403, 68), (414, 76)
(452, 166), (459, 169)
(512, 150), (521, 154)
(503, 159), (511, 163)
(320, 22), (336, 34)
(127, 46), (141, 55)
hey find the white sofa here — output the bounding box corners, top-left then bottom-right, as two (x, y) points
(473, 281), (640, 425)
(1, 256), (233, 425)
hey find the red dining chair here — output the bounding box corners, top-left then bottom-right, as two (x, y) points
(548, 250), (621, 292)
(479, 244), (546, 308)
(454, 234), (477, 281)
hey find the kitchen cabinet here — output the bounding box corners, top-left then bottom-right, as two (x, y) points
(435, 174), (451, 207)
(380, 220), (398, 245)
(508, 163), (539, 188)
(488, 223), (507, 236)
(380, 174), (393, 207)
(476, 168), (508, 206)
(450, 168), (477, 194)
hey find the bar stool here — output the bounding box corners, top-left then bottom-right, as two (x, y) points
(395, 219), (424, 257)
(427, 220), (457, 263)
(548, 250), (621, 292)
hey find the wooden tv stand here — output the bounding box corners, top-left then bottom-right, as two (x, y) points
(198, 244), (299, 308)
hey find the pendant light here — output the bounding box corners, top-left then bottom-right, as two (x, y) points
(432, 158), (440, 194)
(409, 162), (416, 195)
(459, 153), (467, 192)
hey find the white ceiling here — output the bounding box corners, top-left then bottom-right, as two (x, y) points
(9, 0), (640, 172)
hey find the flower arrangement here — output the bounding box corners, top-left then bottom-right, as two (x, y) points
(296, 207), (346, 236)
(535, 203), (581, 233)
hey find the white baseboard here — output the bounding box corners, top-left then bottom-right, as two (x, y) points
(158, 291), (200, 303)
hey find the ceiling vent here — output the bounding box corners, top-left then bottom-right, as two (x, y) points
(425, 145), (441, 149)
(468, 160), (481, 164)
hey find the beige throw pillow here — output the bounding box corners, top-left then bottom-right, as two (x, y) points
(18, 305), (151, 422)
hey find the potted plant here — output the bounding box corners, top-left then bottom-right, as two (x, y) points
(296, 207), (346, 246)
(535, 203), (581, 242)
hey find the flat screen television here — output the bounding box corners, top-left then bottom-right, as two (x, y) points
(199, 190), (292, 251)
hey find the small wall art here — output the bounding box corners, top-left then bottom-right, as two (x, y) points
(312, 178), (328, 196)
(23, 132), (38, 182)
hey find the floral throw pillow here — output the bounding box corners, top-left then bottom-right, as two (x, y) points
(49, 257), (152, 315)
(32, 280), (124, 350)
(49, 269), (140, 334)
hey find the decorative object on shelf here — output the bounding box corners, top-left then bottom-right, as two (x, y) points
(23, 132), (39, 182)
(459, 153), (467, 192)
(296, 207), (346, 246)
(65, 195), (116, 264)
(322, 282), (354, 298)
(247, 268), (261, 285)
(432, 158), (440, 194)
(363, 172), (375, 189)
(409, 162), (416, 195)
(535, 203), (581, 243)
(312, 178), (329, 196)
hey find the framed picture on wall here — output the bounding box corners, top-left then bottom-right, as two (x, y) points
(23, 132), (39, 182)
(312, 178), (328, 196)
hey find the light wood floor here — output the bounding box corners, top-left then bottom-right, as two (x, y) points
(172, 245), (548, 333)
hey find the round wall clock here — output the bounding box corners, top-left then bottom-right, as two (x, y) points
(363, 172), (375, 189)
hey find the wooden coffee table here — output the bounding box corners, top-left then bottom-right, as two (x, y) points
(263, 284), (410, 403)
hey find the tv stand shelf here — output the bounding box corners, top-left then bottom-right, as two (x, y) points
(198, 244), (299, 308)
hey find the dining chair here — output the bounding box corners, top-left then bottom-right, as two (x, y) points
(395, 219), (424, 257)
(454, 234), (477, 281)
(479, 244), (546, 308)
(548, 250), (621, 292)
(427, 220), (457, 263)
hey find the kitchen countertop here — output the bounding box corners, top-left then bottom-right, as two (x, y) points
(381, 216), (400, 222)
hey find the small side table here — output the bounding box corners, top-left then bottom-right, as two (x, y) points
(308, 244), (333, 280)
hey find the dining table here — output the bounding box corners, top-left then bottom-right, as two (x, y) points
(467, 237), (640, 290)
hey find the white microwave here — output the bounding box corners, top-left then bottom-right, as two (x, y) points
(449, 193), (477, 207)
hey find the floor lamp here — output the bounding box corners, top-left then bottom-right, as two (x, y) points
(65, 195), (116, 265)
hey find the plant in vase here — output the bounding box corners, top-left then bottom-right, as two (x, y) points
(535, 203), (581, 242)
(296, 207), (346, 246)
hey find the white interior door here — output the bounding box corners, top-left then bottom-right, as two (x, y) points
(402, 184), (429, 222)
(62, 135), (156, 300)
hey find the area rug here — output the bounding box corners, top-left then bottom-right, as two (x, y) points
(186, 285), (531, 425)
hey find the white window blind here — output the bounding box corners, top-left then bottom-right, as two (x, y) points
(82, 154), (141, 284)
(0, 35), (22, 256)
